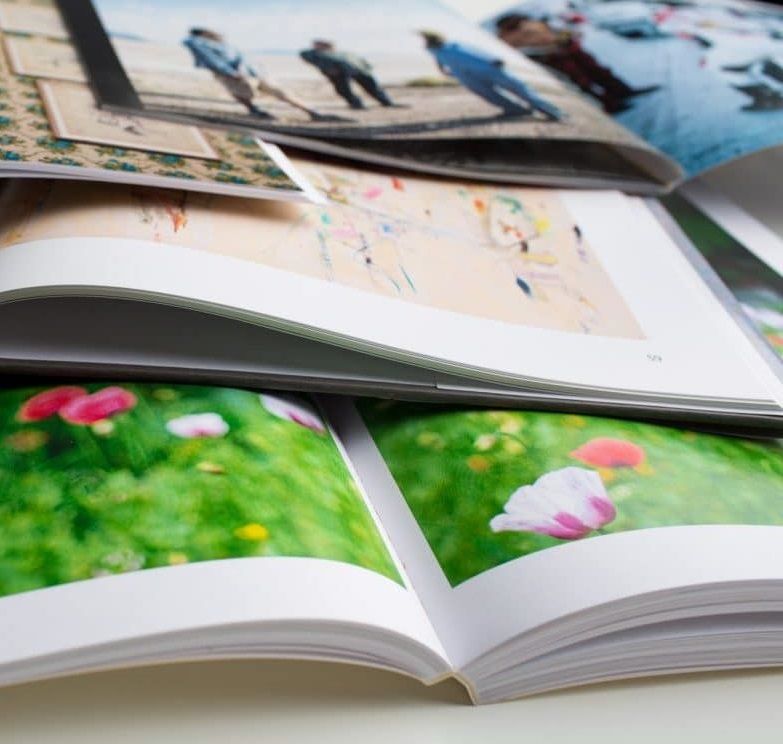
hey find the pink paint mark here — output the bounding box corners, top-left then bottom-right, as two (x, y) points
(362, 186), (383, 199)
(332, 226), (358, 240)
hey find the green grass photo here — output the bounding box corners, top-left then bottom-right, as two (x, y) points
(0, 382), (399, 599)
(359, 400), (783, 586)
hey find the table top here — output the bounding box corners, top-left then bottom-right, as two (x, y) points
(3, 658), (783, 744)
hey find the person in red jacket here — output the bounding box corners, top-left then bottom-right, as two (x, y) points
(495, 13), (658, 113)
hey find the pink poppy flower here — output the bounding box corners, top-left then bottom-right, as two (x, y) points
(17, 386), (87, 422)
(490, 466), (616, 540)
(260, 393), (325, 433)
(570, 437), (645, 468)
(59, 386), (137, 425)
(166, 412), (229, 438)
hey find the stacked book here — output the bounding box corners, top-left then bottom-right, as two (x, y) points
(1, 0), (783, 703)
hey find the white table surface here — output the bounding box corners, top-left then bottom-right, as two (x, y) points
(4, 2), (783, 741)
(3, 659), (783, 744)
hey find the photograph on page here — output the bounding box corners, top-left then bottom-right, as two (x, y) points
(485, 0), (783, 176)
(662, 191), (783, 360)
(0, 162), (643, 339)
(39, 79), (221, 159)
(0, 166), (776, 408)
(0, 382), (400, 599)
(2, 34), (85, 82)
(0, 0), (68, 38)
(357, 399), (783, 586)
(67, 0), (644, 151)
(0, 7), (313, 200)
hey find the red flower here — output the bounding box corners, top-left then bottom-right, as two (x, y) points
(59, 386), (137, 425)
(570, 437), (645, 468)
(17, 386), (87, 422)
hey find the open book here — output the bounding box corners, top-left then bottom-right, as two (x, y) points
(1, 379), (783, 702)
(50, 0), (783, 193)
(0, 154), (782, 431)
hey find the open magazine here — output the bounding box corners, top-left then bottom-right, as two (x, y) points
(50, 0), (783, 194)
(1, 379), (783, 702)
(0, 155), (782, 431)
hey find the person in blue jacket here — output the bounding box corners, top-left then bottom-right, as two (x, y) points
(184, 28), (327, 121)
(418, 30), (562, 120)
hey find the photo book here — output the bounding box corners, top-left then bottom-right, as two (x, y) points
(0, 152), (782, 431)
(53, 0), (783, 193)
(0, 0), (782, 706)
(1, 380), (783, 703)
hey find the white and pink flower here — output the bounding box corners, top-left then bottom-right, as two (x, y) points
(166, 412), (229, 439)
(489, 466), (616, 540)
(260, 393), (325, 433)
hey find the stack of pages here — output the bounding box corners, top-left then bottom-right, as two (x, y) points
(0, 0), (783, 703)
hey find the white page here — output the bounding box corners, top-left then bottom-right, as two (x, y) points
(0, 178), (776, 407)
(0, 558), (449, 686)
(680, 180), (783, 277)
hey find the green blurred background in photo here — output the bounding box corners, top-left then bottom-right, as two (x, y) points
(359, 400), (783, 586)
(0, 383), (399, 599)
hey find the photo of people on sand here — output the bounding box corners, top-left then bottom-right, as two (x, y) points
(486, 0), (783, 175)
(74, 0), (640, 147)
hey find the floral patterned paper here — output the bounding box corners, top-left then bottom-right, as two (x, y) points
(0, 0), (300, 195)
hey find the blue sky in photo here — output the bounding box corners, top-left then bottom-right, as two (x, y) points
(92, 0), (514, 58)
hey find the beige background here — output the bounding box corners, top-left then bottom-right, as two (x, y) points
(2, 1), (783, 741)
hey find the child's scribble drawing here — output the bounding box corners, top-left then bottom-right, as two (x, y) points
(0, 160), (643, 338)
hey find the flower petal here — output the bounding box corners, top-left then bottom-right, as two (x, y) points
(166, 412), (229, 438)
(570, 437), (645, 468)
(260, 393), (325, 433)
(59, 386), (136, 425)
(489, 466), (616, 540)
(17, 386), (87, 422)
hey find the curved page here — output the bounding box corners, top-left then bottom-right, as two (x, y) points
(0, 160), (777, 409)
(335, 397), (783, 674)
(0, 381), (448, 685)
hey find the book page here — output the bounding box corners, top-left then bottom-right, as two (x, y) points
(331, 396), (783, 670)
(0, 381), (448, 684)
(0, 159), (776, 409)
(663, 185), (783, 361)
(482, 0), (783, 177)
